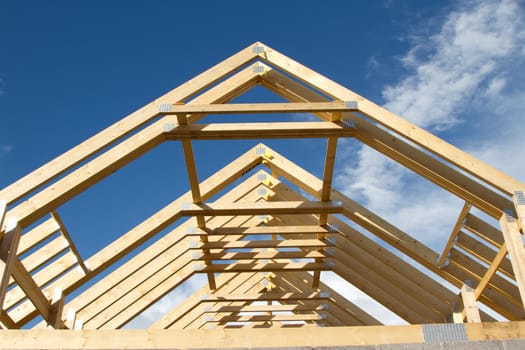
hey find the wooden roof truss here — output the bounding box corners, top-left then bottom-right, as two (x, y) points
(1, 42), (525, 346)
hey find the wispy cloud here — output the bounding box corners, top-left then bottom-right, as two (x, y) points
(383, 0), (525, 131)
(0, 78), (5, 95)
(0, 144), (13, 158)
(337, 0), (525, 249)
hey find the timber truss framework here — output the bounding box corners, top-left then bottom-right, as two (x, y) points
(1, 42), (525, 348)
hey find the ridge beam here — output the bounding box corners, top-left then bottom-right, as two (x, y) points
(163, 101), (358, 115)
(180, 201), (343, 216)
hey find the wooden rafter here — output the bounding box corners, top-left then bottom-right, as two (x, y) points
(0, 41), (524, 348)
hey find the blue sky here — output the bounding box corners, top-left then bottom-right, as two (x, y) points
(1, 0), (525, 326)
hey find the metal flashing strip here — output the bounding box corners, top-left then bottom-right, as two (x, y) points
(422, 323), (467, 343)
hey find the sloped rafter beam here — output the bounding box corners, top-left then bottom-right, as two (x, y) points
(3, 59), (270, 325)
(8, 145), (264, 326)
(270, 185), (457, 323)
(257, 42), (524, 197)
(261, 145), (523, 320)
(64, 174), (269, 329)
(0, 43), (264, 205)
(260, 65), (513, 218)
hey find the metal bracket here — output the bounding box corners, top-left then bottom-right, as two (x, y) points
(344, 101), (358, 110)
(159, 104), (172, 113)
(422, 323), (467, 343)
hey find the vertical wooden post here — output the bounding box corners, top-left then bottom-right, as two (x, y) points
(0, 218), (22, 317)
(48, 287), (64, 329)
(460, 283), (481, 323)
(499, 212), (525, 309)
(176, 112), (216, 290)
(514, 191), (525, 233)
(313, 137), (338, 289)
(451, 302), (463, 324)
(64, 309), (77, 329)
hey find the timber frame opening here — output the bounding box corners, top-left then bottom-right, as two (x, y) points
(1, 42), (525, 348)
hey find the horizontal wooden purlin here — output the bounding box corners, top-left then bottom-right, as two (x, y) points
(180, 201), (342, 217)
(200, 292), (330, 302)
(207, 313), (325, 323)
(164, 121), (354, 140)
(192, 250), (329, 261)
(193, 239), (334, 250)
(190, 225), (333, 236)
(204, 304), (327, 313)
(164, 101), (357, 115)
(194, 262), (331, 273)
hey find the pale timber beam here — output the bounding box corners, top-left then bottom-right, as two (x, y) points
(176, 111), (216, 290)
(192, 238), (334, 250)
(174, 271), (264, 330)
(188, 225), (331, 236)
(164, 121), (354, 140)
(274, 271), (381, 326)
(7, 119), (166, 228)
(514, 191), (525, 233)
(259, 42), (524, 195)
(261, 146), (522, 319)
(314, 136), (338, 288)
(163, 101), (356, 115)
(456, 232), (513, 279)
(270, 187), (452, 323)
(437, 202), (472, 268)
(16, 217), (60, 255)
(352, 123), (511, 219)
(3, 322), (525, 349)
(51, 210), (89, 274)
(461, 283), (481, 323)
(10, 149), (264, 326)
(10, 259), (53, 323)
(193, 262), (332, 273)
(261, 68), (512, 218)
(475, 244), (508, 299)
(74, 180), (268, 329)
(192, 250), (329, 261)
(0, 219), (21, 316)
(180, 200), (342, 217)
(500, 213), (525, 309)
(464, 213), (504, 247)
(0, 199), (6, 234)
(0, 42), (261, 205)
(150, 273), (244, 330)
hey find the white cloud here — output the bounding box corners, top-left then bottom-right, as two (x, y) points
(336, 0), (525, 322)
(383, 0), (525, 131)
